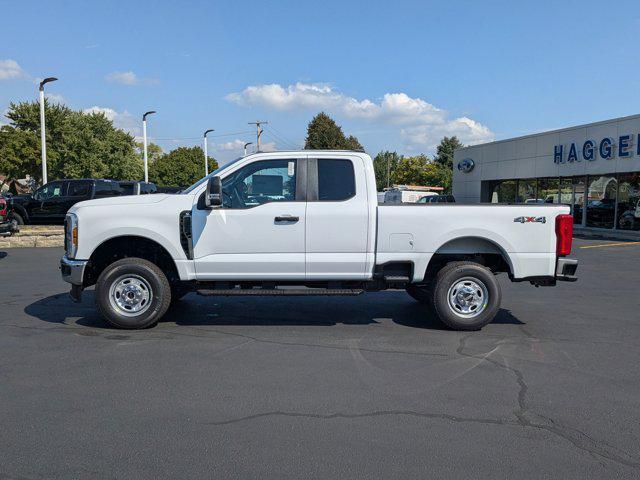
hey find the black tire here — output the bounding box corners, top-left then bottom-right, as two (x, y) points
(431, 261), (501, 331)
(406, 284), (432, 304)
(95, 257), (171, 329)
(11, 212), (25, 225)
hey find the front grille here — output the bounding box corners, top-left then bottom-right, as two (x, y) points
(179, 211), (193, 259)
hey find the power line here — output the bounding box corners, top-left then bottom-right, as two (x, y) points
(264, 125), (299, 149)
(268, 124), (298, 145)
(263, 129), (296, 150)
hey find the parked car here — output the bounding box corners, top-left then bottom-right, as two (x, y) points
(417, 194), (456, 204)
(384, 188), (439, 204)
(0, 195), (19, 237)
(9, 179), (158, 225)
(60, 150), (578, 331)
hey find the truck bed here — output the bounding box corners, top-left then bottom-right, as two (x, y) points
(376, 204), (569, 281)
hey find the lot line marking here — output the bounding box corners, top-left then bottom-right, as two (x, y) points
(580, 241), (640, 249)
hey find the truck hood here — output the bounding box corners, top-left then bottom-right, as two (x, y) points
(70, 194), (174, 212)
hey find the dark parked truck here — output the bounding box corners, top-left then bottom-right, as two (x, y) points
(9, 179), (156, 225)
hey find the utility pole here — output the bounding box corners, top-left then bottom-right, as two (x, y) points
(248, 121), (267, 151)
(39, 77), (58, 185)
(203, 129), (214, 175)
(243, 142), (253, 156)
(142, 111), (156, 183)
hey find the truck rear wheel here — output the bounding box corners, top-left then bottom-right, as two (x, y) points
(431, 262), (501, 331)
(96, 257), (171, 329)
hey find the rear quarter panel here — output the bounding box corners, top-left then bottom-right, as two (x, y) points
(377, 204), (569, 281)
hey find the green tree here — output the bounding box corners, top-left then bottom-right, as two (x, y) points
(304, 112), (363, 150)
(135, 141), (163, 163)
(373, 151), (402, 191)
(433, 136), (463, 169)
(391, 154), (450, 191)
(149, 146), (218, 188)
(0, 100), (143, 185)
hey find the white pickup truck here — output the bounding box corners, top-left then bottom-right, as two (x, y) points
(60, 150), (578, 330)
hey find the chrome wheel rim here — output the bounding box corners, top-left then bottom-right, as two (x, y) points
(447, 277), (488, 318)
(108, 274), (153, 317)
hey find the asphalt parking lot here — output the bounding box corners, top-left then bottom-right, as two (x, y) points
(1, 239), (639, 479)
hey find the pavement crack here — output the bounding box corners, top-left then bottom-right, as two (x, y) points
(456, 334), (640, 469)
(203, 409), (517, 427)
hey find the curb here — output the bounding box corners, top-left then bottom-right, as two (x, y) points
(0, 226), (64, 248)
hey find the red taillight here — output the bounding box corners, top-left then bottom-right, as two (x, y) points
(0, 198), (6, 216)
(555, 214), (573, 256)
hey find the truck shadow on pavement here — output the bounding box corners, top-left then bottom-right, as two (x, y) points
(24, 291), (524, 331)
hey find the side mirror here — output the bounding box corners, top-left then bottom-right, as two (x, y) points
(205, 176), (223, 208)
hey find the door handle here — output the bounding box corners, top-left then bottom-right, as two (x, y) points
(274, 215), (299, 223)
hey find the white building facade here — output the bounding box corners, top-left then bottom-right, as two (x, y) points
(453, 114), (640, 234)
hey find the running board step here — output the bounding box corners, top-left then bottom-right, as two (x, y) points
(383, 275), (410, 283)
(196, 288), (364, 297)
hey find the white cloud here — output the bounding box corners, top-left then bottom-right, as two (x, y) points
(0, 59), (26, 80)
(83, 106), (140, 136)
(226, 82), (494, 150)
(260, 141), (277, 152)
(105, 70), (158, 86)
(45, 93), (65, 104)
(213, 139), (247, 151)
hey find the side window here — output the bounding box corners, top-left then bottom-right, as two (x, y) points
(67, 181), (92, 197)
(94, 181), (115, 197)
(317, 159), (355, 201)
(222, 159), (296, 209)
(38, 181), (66, 199)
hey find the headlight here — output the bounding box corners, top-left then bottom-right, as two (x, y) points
(65, 213), (78, 259)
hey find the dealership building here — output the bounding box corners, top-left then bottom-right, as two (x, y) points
(452, 114), (640, 235)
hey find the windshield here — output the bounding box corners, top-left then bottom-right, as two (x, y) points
(181, 156), (244, 194)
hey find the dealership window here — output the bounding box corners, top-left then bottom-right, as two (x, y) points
(560, 177), (585, 225)
(537, 178), (560, 203)
(489, 180), (516, 203)
(616, 173), (640, 231)
(516, 178), (538, 203)
(586, 175), (617, 229)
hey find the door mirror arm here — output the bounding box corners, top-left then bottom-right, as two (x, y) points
(205, 176), (223, 208)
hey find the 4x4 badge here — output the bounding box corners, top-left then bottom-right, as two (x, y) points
(514, 216), (546, 224)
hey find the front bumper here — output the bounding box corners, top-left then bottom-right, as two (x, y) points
(60, 255), (88, 303)
(60, 255), (88, 285)
(556, 257), (578, 282)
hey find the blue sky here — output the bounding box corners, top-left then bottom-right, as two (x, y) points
(1, 0), (639, 163)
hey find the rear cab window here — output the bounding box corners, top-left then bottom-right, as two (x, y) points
(317, 159), (356, 201)
(67, 181), (92, 197)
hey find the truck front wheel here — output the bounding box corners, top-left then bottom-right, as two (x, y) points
(95, 257), (172, 329)
(431, 262), (501, 331)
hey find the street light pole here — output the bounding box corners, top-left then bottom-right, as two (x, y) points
(39, 77), (58, 185)
(244, 142), (253, 156)
(142, 111), (156, 183)
(203, 129), (214, 175)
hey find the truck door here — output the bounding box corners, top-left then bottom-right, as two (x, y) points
(32, 181), (67, 221)
(63, 180), (92, 219)
(191, 157), (307, 279)
(305, 157), (370, 279)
